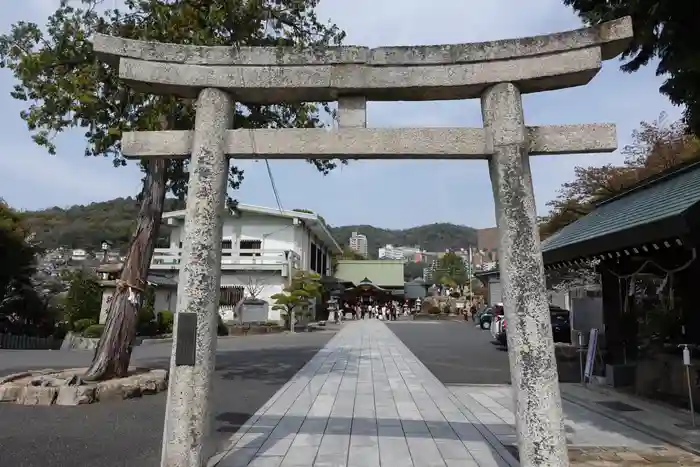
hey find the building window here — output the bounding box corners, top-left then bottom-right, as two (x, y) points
(321, 249), (328, 276)
(239, 239), (262, 257)
(220, 286), (244, 306)
(222, 239), (232, 257)
(310, 243), (317, 272)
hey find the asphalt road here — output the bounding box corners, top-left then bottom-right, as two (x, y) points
(0, 332), (334, 467)
(386, 320), (512, 385)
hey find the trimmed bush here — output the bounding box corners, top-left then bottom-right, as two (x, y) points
(157, 310), (174, 334)
(83, 324), (105, 338)
(427, 306), (442, 315)
(217, 315), (228, 336)
(73, 318), (96, 333)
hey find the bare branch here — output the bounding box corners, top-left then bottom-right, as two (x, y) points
(244, 275), (267, 299)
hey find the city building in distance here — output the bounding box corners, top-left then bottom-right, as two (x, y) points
(348, 231), (368, 257)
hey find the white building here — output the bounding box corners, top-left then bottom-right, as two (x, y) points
(378, 244), (423, 262)
(348, 231), (368, 257)
(378, 245), (404, 260)
(150, 204), (342, 322)
(70, 249), (88, 261)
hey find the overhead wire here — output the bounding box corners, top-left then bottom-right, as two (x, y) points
(258, 9), (285, 215)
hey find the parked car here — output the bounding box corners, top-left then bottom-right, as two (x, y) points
(550, 306), (571, 343)
(490, 304), (505, 340)
(496, 318), (507, 346)
(497, 305), (571, 347)
(478, 308), (493, 329)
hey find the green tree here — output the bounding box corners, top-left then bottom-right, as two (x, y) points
(0, 201), (44, 333)
(562, 0), (700, 134)
(540, 114), (700, 238)
(433, 252), (468, 292)
(62, 270), (102, 326)
(0, 0), (345, 379)
(271, 271), (322, 328)
(404, 261), (427, 281)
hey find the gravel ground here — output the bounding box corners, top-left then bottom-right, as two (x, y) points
(386, 320), (511, 385)
(0, 332), (334, 467)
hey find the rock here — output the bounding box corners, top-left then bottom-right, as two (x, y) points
(18, 386), (58, 405)
(0, 383), (22, 402)
(2, 367), (166, 406)
(139, 378), (158, 395)
(95, 380), (125, 401)
(122, 383), (141, 399)
(0, 372), (32, 385)
(56, 385), (96, 405)
(66, 374), (83, 386)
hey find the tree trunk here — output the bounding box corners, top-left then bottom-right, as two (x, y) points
(83, 158), (168, 381)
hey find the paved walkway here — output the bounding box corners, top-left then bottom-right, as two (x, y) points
(561, 382), (700, 456)
(211, 319), (514, 467)
(210, 320), (700, 466)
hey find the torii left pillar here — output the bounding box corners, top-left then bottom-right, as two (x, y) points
(161, 88), (233, 467)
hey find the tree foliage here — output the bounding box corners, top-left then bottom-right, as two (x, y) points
(404, 261), (428, 281)
(62, 269), (102, 326)
(271, 271), (322, 323)
(0, 0), (345, 198)
(540, 114), (700, 238)
(0, 0), (346, 379)
(0, 201), (38, 298)
(433, 252), (468, 290)
(0, 201), (49, 333)
(562, 0), (700, 134)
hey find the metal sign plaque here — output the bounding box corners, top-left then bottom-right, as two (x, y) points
(175, 312), (197, 366)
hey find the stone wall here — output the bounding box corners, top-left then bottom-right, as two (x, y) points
(60, 332), (100, 351)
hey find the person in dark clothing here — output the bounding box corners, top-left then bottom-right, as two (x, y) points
(470, 304), (477, 321)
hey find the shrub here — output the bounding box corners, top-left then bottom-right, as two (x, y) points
(73, 318), (96, 333)
(427, 306), (442, 315)
(135, 306), (157, 336)
(217, 315), (228, 336)
(52, 323), (69, 340)
(63, 271), (102, 325)
(157, 310), (174, 334)
(83, 324), (105, 338)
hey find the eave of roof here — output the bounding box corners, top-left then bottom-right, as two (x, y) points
(162, 203), (341, 253)
(541, 161), (700, 265)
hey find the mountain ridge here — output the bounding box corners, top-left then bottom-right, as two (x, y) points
(15, 198), (478, 255)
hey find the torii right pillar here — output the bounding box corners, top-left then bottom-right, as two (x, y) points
(482, 82), (568, 466)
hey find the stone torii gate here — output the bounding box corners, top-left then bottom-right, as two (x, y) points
(93, 17), (632, 467)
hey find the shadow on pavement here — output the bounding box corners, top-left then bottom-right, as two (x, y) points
(212, 413), (517, 466)
(0, 344), (328, 467)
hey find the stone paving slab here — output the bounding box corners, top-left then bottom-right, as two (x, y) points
(209, 320), (700, 467)
(210, 320), (515, 467)
(561, 382), (700, 456)
(449, 384), (700, 465)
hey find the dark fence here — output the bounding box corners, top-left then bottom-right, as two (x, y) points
(0, 333), (62, 350)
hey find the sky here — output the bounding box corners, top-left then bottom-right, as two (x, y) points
(0, 0), (682, 230)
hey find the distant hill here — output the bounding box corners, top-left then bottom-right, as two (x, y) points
(18, 197), (184, 252)
(329, 224), (477, 256)
(16, 198), (476, 254)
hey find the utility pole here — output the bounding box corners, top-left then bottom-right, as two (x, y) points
(286, 251), (295, 333)
(468, 246), (473, 299)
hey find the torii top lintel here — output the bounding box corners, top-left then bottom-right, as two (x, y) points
(92, 17), (632, 103)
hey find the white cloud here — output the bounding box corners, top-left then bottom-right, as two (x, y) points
(0, 0), (681, 229)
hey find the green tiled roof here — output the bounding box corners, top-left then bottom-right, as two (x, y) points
(542, 163), (700, 254)
(334, 260), (404, 287)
